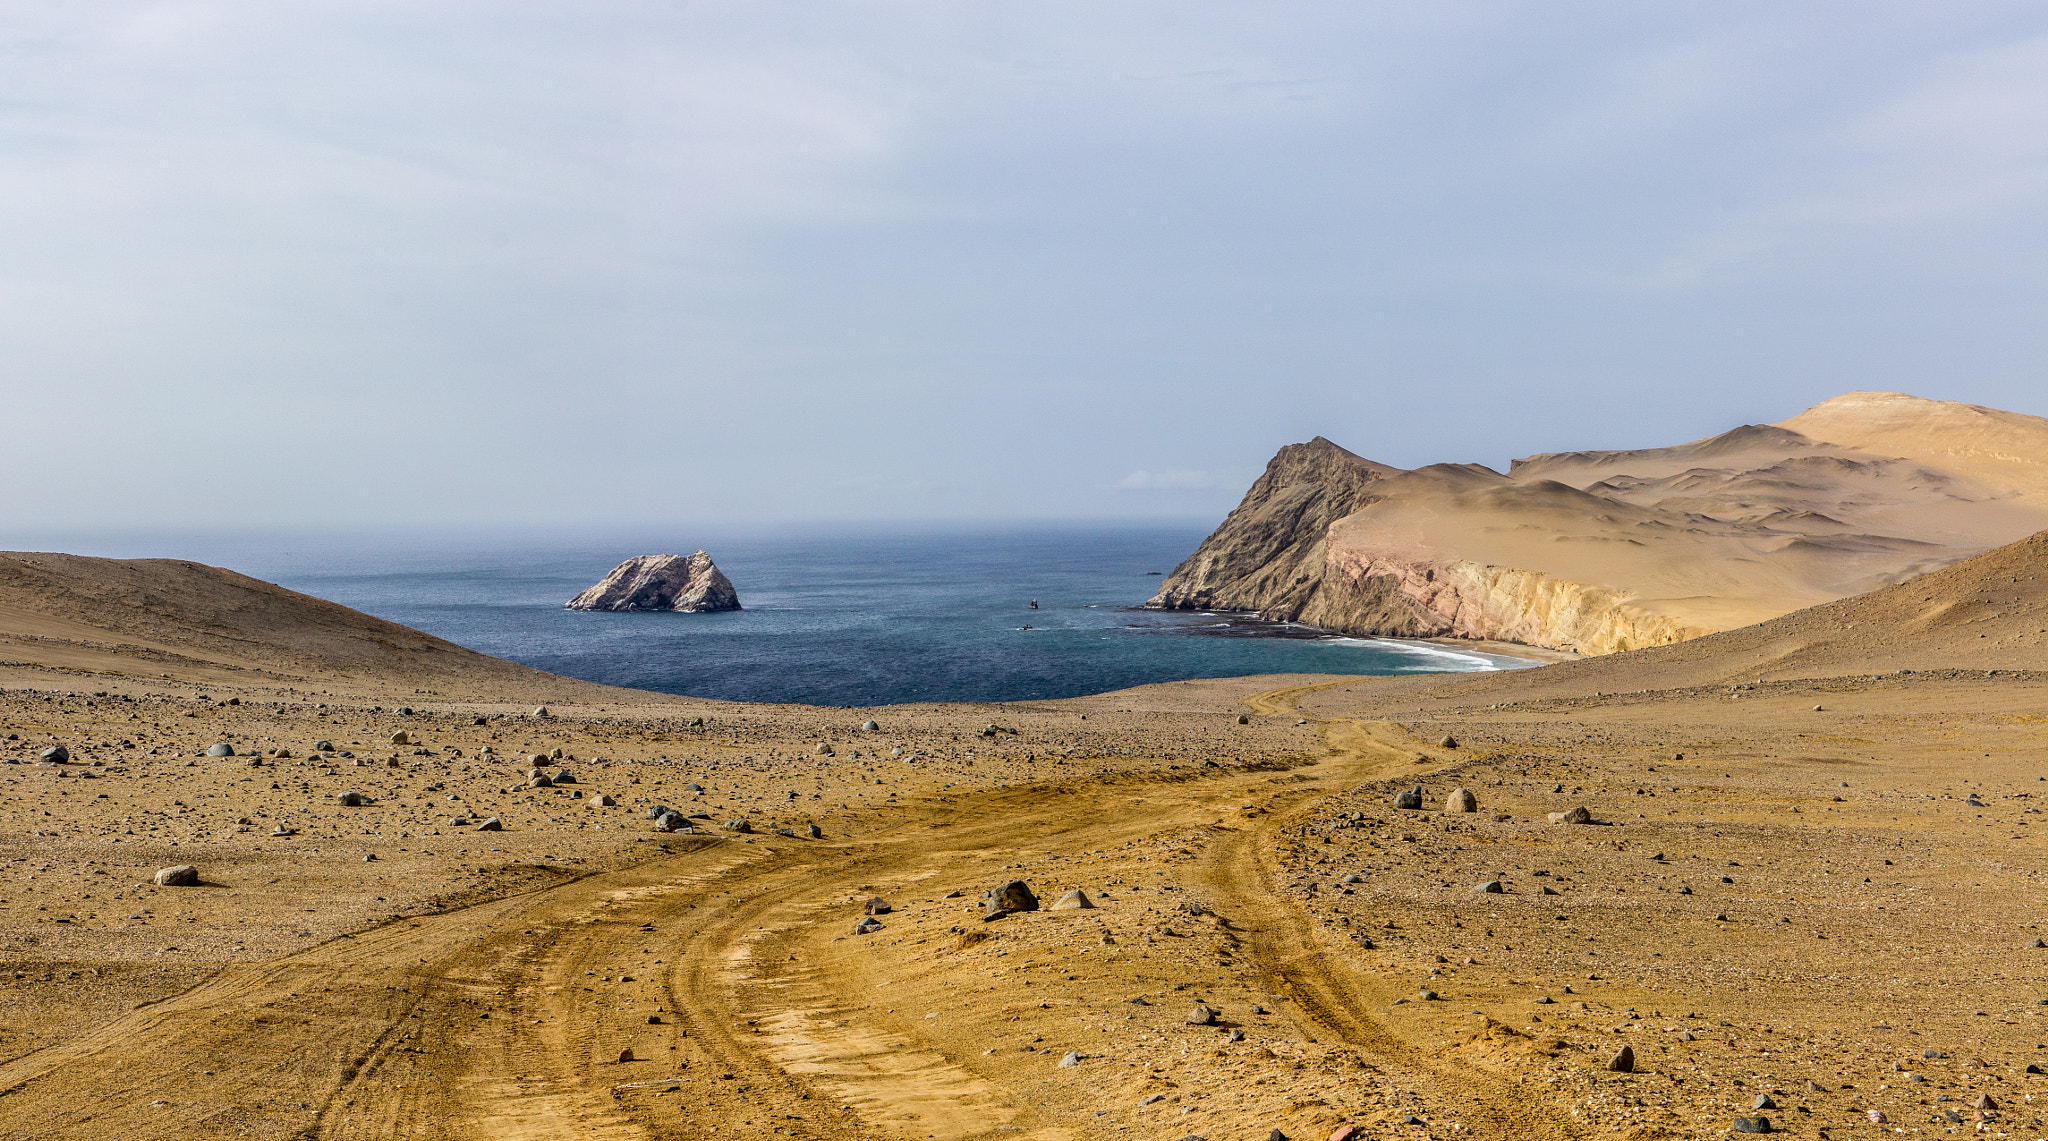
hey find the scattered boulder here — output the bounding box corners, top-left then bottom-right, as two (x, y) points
(566, 551), (741, 612)
(1340, 873), (1363, 884)
(390, 731), (410, 745)
(532, 706), (550, 718)
(854, 916), (884, 935)
(991, 881), (1039, 912)
(1051, 890), (1095, 910)
(1438, 735), (1457, 749)
(207, 743), (234, 757)
(1975, 1093), (1998, 1112)
(724, 818), (752, 833)
(1393, 786), (1423, 810)
(153, 865), (199, 887)
(1186, 1004), (1218, 1026)
(591, 794), (616, 807)
(861, 720), (879, 732)
(653, 811), (686, 833)
(1474, 880), (1504, 894)
(1732, 1117), (1771, 1134)
(1607, 1045), (1634, 1072)
(648, 804), (675, 819)
(864, 897), (893, 915)
(813, 743), (833, 756)
(1753, 1094), (1776, 1110)
(338, 791), (370, 806)
(552, 770), (575, 784)
(476, 817), (504, 831)
(527, 774), (553, 789)
(1548, 806), (1592, 825)
(618, 1048), (634, 1063)
(39, 745), (69, 764)
(1058, 1051), (1081, 1068)
(1445, 787), (1477, 813)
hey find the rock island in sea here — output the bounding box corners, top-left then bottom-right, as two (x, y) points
(566, 551), (741, 612)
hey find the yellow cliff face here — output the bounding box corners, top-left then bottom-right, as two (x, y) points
(1311, 551), (1712, 656)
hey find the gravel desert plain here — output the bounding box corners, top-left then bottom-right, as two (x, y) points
(4, 533), (2048, 1141)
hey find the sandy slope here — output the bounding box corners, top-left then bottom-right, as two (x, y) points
(6, 544), (2048, 1140)
(1150, 392), (2048, 655)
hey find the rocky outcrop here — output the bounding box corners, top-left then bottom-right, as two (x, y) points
(566, 552), (741, 613)
(1145, 437), (1396, 618)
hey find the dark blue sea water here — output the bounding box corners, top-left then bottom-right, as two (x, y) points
(28, 526), (1539, 706)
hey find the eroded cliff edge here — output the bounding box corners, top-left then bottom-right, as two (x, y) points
(1145, 393), (2048, 656)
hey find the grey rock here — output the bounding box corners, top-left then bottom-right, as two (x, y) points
(1186, 1004), (1218, 1026)
(1394, 786), (1423, 810)
(337, 791), (369, 806)
(683, 783), (703, 792)
(854, 917), (884, 935)
(2031, 938), (2045, 948)
(864, 897), (892, 915)
(1139, 1094), (1164, 1106)
(1534, 995), (1554, 1004)
(1548, 806), (1592, 825)
(653, 811), (686, 833)
(647, 804), (675, 819)
(1058, 1051), (1081, 1067)
(1753, 1094), (1776, 1110)
(1417, 989), (1438, 1001)
(39, 745), (69, 764)
(807, 823), (823, 838)
(476, 817), (503, 831)
(861, 720), (880, 732)
(315, 740), (334, 752)
(1227, 1028), (1245, 1042)
(1731, 1117), (1771, 1134)
(153, 865), (199, 887)
(1445, 787), (1477, 813)
(724, 818), (752, 833)
(551, 770), (575, 784)
(527, 774), (553, 788)
(207, 744), (234, 757)
(1051, 890), (1094, 910)
(566, 551), (741, 612)
(1806, 1080), (1826, 1092)
(1439, 735), (1458, 749)
(1340, 873), (1363, 884)
(1975, 1093), (1998, 1111)
(1474, 880), (1504, 894)
(1945, 1109), (1965, 1123)
(1607, 1045), (1634, 1072)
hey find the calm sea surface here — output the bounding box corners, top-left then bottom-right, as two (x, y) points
(36, 526), (1539, 706)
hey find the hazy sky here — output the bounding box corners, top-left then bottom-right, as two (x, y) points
(7, 2), (2048, 529)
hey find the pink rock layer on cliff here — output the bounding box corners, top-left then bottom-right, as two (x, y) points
(566, 552), (741, 613)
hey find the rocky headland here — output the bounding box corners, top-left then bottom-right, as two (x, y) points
(566, 551), (741, 613)
(1148, 391), (2048, 654)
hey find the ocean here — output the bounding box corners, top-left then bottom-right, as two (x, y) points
(33, 525), (1539, 706)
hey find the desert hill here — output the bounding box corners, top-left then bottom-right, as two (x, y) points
(1347, 522), (2048, 711)
(0, 551), (625, 700)
(1149, 391), (2048, 655)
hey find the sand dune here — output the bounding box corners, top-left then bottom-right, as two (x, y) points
(0, 551), (622, 701)
(1151, 391), (2048, 654)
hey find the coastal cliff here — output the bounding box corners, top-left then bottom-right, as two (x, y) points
(1145, 393), (2048, 656)
(1143, 437), (1396, 618)
(567, 552), (741, 612)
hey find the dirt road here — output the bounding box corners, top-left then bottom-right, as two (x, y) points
(0, 682), (1596, 1141)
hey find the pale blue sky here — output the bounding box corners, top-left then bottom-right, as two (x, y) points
(6, 2), (2047, 528)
